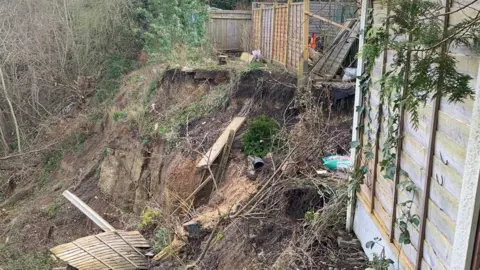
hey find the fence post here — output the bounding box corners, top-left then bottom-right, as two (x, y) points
(260, 4), (264, 54)
(284, 0), (292, 65)
(272, 2), (277, 63)
(298, 0), (310, 79)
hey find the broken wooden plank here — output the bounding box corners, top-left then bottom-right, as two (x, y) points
(214, 130), (235, 185)
(50, 230), (149, 270)
(311, 19), (356, 76)
(318, 21), (360, 80)
(196, 117), (246, 168)
(305, 12), (358, 34)
(62, 190), (115, 232)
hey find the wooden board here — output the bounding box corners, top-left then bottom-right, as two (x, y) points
(197, 117), (246, 168)
(311, 19), (357, 78)
(63, 190), (115, 232)
(51, 231), (149, 270)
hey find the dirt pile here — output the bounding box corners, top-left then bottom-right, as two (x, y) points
(0, 64), (365, 270)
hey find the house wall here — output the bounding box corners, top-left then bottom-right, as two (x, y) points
(352, 0), (480, 269)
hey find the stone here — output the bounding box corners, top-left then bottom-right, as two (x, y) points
(183, 220), (202, 238)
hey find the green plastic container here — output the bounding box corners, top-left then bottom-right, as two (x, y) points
(322, 155), (351, 170)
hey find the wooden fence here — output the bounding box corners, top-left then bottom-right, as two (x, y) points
(207, 10), (252, 51)
(253, 1), (358, 48)
(353, 1), (480, 269)
(252, 1), (309, 73)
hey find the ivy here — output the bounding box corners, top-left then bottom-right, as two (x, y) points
(136, 0), (208, 59)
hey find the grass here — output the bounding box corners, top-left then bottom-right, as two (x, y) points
(144, 77), (160, 106)
(95, 55), (137, 103)
(155, 83), (229, 142)
(39, 150), (63, 187)
(74, 134), (87, 153)
(112, 110), (128, 122)
(0, 245), (55, 270)
(45, 197), (63, 219)
(244, 61), (265, 73)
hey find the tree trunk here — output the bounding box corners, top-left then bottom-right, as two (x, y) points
(0, 67), (22, 153)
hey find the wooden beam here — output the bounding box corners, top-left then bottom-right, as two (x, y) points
(346, 0), (370, 233)
(284, 0), (292, 65)
(370, 3), (391, 214)
(214, 130), (235, 185)
(63, 190), (115, 232)
(416, 1), (451, 268)
(389, 34), (413, 243)
(303, 0), (310, 64)
(196, 117), (246, 168)
(305, 12), (358, 34)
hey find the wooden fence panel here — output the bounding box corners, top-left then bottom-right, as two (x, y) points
(208, 11), (252, 51)
(354, 1), (480, 269)
(272, 5), (288, 64)
(287, 3), (305, 72)
(261, 8), (274, 60)
(252, 9), (262, 50)
(252, 2), (307, 74)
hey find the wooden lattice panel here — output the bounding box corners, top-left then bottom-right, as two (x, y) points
(50, 231), (150, 270)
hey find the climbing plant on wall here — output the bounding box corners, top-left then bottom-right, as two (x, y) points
(351, 0), (480, 248)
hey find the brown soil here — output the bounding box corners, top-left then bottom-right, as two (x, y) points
(0, 64), (365, 270)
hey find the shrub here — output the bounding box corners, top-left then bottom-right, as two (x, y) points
(242, 116), (280, 157)
(140, 208), (161, 228)
(153, 228), (169, 252)
(137, 0), (209, 59)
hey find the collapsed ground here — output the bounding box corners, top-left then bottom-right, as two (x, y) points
(0, 62), (366, 269)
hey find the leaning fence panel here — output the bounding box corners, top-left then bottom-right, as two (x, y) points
(252, 2), (307, 74)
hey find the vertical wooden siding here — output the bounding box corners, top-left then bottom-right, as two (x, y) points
(356, 0), (480, 269)
(252, 2), (307, 73)
(208, 11), (252, 51)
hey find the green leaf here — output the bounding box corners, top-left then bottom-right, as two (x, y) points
(366, 241), (375, 249)
(399, 231), (411, 245)
(410, 215), (420, 227)
(399, 220), (408, 230)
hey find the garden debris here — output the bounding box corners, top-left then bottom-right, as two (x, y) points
(246, 156), (257, 180)
(153, 237), (187, 262)
(240, 52), (254, 63)
(218, 54), (228, 65)
(50, 231), (150, 270)
(197, 117), (246, 168)
(183, 221), (202, 238)
(193, 69), (230, 84)
(311, 19), (359, 80)
(323, 155), (351, 170)
(62, 190), (115, 232)
(252, 157), (265, 170)
(342, 67), (357, 82)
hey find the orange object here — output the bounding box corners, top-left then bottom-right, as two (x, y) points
(310, 33), (316, 49)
